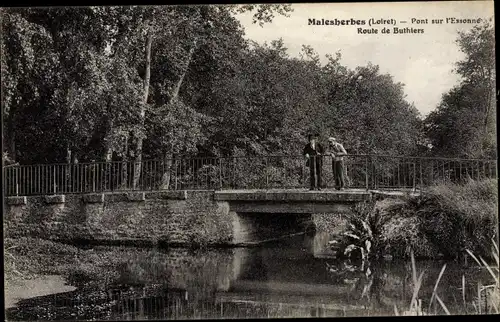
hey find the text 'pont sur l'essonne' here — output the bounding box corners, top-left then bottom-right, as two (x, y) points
(307, 17), (484, 35)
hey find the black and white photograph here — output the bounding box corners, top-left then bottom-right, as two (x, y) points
(2, 1), (498, 319)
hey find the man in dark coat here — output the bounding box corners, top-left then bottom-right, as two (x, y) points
(303, 134), (324, 190)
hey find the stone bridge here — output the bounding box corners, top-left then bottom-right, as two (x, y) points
(5, 188), (419, 246)
(214, 188), (417, 245)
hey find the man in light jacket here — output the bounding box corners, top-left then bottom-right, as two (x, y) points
(327, 137), (348, 190)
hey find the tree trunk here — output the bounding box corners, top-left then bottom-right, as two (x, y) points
(8, 133), (16, 162)
(478, 76), (495, 158)
(104, 145), (113, 162)
(101, 119), (114, 192)
(5, 113), (16, 161)
(170, 38), (197, 101)
(132, 31), (153, 189)
(121, 133), (129, 190)
(66, 145), (72, 192)
(160, 155), (173, 190)
(158, 38), (198, 189)
(482, 75), (493, 128)
(66, 146), (72, 164)
(103, 118), (114, 162)
(142, 33), (153, 114)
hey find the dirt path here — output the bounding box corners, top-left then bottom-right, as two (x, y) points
(4, 275), (76, 309)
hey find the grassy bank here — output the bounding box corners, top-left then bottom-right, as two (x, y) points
(396, 178), (497, 259)
(338, 179), (498, 260)
(4, 238), (79, 285)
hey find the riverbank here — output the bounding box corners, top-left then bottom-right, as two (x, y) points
(4, 237), (159, 308)
(4, 237), (164, 290)
(4, 238), (78, 308)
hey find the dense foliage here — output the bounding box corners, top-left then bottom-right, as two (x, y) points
(424, 19), (496, 159)
(1, 6), (495, 178)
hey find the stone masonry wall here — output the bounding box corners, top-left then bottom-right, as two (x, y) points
(4, 191), (234, 246)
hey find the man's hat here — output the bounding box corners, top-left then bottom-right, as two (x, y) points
(328, 137), (336, 143)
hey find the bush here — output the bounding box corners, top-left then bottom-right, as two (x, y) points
(381, 214), (440, 258)
(383, 179), (498, 259)
(342, 179), (498, 259)
(415, 179), (497, 258)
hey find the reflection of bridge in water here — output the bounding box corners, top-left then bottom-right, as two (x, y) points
(113, 238), (404, 319)
(106, 243), (377, 319)
(7, 239), (379, 320)
(114, 237), (389, 317)
(8, 233), (479, 320)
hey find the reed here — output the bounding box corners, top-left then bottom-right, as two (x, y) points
(395, 238), (499, 316)
(466, 238), (499, 314)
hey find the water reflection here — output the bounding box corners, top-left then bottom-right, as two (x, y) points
(6, 232), (495, 320)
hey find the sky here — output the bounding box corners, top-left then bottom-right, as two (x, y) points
(235, 1), (494, 117)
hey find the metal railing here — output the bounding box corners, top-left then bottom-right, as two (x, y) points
(3, 155), (498, 196)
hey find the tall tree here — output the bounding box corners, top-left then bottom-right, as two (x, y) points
(125, 4), (294, 187)
(1, 7), (118, 163)
(424, 19), (496, 158)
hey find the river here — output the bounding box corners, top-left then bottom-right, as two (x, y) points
(5, 232), (495, 320)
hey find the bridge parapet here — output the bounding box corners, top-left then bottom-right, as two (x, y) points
(215, 189), (372, 216)
(214, 189), (371, 202)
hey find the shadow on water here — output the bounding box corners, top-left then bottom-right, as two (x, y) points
(5, 231), (495, 320)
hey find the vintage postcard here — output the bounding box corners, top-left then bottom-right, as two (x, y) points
(3, 1), (497, 319)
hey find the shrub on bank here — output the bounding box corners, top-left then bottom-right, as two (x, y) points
(410, 179), (497, 259)
(342, 179), (498, 260)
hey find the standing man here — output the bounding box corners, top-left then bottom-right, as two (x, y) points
(328, 137), (348, 190)
(303, 134), (324, 190)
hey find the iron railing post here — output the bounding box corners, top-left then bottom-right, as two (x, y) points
(413, 160), (416, 192)
(397, 158), (400, 189)
(232, 158), (236, 189)
(365, 155), (369, 191)
(219, 158), (223, 190)
(430, 160), (434, 185)
(302, 158), (306, 189)
(16, 166), (19, 196)
(442, 161), (445, 182)
(459, 161), (462, 183)
(265, 157), (269, 189)
(419, 159), (423, 192)
(52, 165), (56, 195)
(92, 162), (96, 192)
(175, 159), (179, 190)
